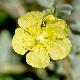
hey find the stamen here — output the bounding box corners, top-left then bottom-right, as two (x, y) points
(25, 48), (28, 50)
(43, 22), (44, 24)
(50, 46), (53, 47)
(43, 24), (45, 26)
(32, 48), (34, 50)
(28, 45), (30, 47)
(25, 43), (27, 45)
(33, 23), (35, 25)
(35, 47), (37, 49)
(22, 46), (24, 48)
(41, 49), (43, 51)
(54, 33), (56, 34)
(48, 38), (50, 39)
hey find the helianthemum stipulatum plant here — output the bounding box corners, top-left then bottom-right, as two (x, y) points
(12, 11), (72, 68)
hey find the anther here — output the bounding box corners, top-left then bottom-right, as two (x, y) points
(25, 48), (28, 50)
(41, 49), (43, 51)
(28, 45), (30, 47)
(22, 46), (24, 48)
(43, 22), (44, 24)
(25, 43), (27, 45)
(50, 46), (53, 47)
(43, 24), (45, 26)
(33, 23), (35, 25)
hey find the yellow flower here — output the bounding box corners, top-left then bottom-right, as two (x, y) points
(12, 11), (72, 68)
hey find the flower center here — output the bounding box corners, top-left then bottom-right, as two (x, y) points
(36, 36), (43, 43)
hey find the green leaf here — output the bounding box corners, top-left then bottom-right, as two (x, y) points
(74, 34), (80, 53)
(53, 5), (57, 17)
(36, 0), (55, 8)
(57, 4), (73, 18)
(42, 9), (51, 16)
(56, 60), (63, 74)
(57, 10), (71, 18)
(0, 30), (22, 73)
(68, 21), (80, 33)
(72, 2), (80, 12)
(0, 9), (9, 26)
(44, 10), (52, 17)
(0, 29), (12, 65)
(57, 4), (73, 11)
(67, 27), (77, 54)
(47, 60), (55, 71)
(71, 54), (80, 80)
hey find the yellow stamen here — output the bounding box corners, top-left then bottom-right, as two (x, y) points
(43, 24), (45, 26)
(54, 33), (56, 34)
(50, 46), (53, 47)
(28, 45), (30, 47)
(25, 43), (27, 45)
(43, 22), (44, 24)
(35, 47), (37, 49)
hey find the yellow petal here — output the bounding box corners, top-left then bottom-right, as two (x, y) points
(43, 19), (68, 39)
(26, 44), (50, 68)
(47, 38), (72, 60)
(43, 15), (55, 21)
(12, 28), (36, 55)
(18, 11), (43, 35)
(41, 26), (56, 39)
(41, 15), (55, 28)
(42, 38), (72, 60)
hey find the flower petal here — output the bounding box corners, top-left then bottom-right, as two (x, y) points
(26, 44), (50, 68)
(12, 28), (36, 55)
(43, 15), (55, 21)
(18, 11), (43, 36)
(42, 19), (68, 39)
(43, 38), (72, 60)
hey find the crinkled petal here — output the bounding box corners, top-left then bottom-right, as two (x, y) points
(42, 19), (68, 39)
(43, 15), (55, 21)
(18, 11), (43, 36)
(42, 38), (72, 60)
(12, 28), (36, 55)
(26, 44), (50, 68)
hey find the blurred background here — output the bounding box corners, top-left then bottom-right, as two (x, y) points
(0, 0), (80, 80)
